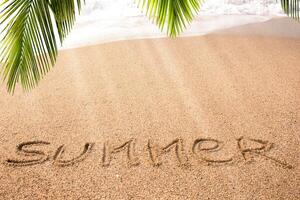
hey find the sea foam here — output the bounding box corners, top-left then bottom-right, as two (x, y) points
(62, 0), (285, 48)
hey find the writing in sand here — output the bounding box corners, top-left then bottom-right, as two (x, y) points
(5, 136), (293, 169)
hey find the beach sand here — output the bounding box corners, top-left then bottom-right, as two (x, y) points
(0, 18), (299, 199)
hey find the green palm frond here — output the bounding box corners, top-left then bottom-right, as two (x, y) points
(0, 0), (57, 93)
(49, 0), (85, 42)
(135, 0), (204, 37)
(0, 0), (83, 93)
(281, 0), (300, 20)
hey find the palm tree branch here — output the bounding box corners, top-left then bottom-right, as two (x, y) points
(135, 0), (204, 37)
(49, 0), (85, 43)
(0, 0), (84, 93)
(0, 0), (57, 92)
(281, 0), (300, 20)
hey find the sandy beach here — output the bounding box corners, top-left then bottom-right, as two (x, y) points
(0, 18), (299, 199)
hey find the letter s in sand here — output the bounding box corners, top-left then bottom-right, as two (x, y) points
(6, 141), (50, 167)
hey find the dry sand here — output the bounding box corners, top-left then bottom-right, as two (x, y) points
(0, 18), (299, 199)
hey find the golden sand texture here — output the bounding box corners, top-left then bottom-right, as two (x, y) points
(0, 21), (300, 199)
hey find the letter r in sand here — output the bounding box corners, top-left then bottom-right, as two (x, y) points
(237, 137), (293, 169)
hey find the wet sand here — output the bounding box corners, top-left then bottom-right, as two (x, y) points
(0, 18), (299, 199)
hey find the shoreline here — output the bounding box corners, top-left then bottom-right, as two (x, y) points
(61, 16), (287, 50)
(60, 17), (300, 51)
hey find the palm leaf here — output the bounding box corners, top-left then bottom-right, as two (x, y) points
(0, 0), (84, 93)
(135, 0), (204, 37)
(0, 0), (57, 93)
(49, 0), (85, 43)
(281, 0), (300, 20)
